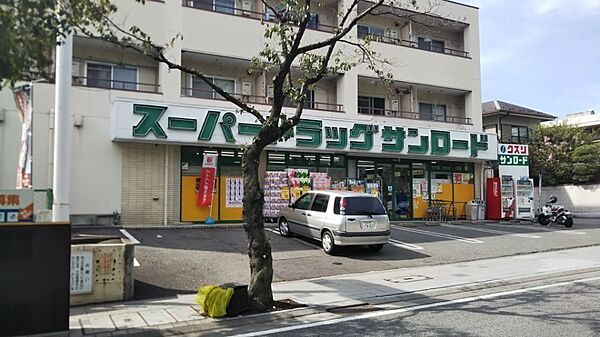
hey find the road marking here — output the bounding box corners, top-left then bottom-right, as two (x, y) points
(120, 229), (140, 244)
(265, 228), (321, 249)
(441, 224), (541, 239)
(231, 275), (600, 337)
(491, 223), (587, 235)
(388, 239), (424, 251)
(392, 225), (484, 244)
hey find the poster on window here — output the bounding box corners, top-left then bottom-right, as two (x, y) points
(225, 177), (243, 208)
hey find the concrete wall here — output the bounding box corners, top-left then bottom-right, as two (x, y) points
(534, 185), (600, 218)
(0, 90), (19, 189)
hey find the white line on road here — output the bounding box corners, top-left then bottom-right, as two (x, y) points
(392, 225), (484, 244)
(441, 224), (541, 239)
(388, 239), (424, 251)
(231, 276), (600, 337)
(492, 223), (587, 235)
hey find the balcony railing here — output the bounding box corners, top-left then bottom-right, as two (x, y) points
(182, 87), (344, 112)
(358, 107), (472, 125)
(358, 34), (470, 58)
(72, 76), (161, 93)
(182, 1), (338, 33)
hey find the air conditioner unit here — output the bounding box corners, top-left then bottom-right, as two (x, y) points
(267, 85), (274, 98)
(241, 0), (252, 15)
(242, 81), (252, 95)
(72, 61), (80, 76)
(391, 99), (400, 111)
(386, 29), (398, 40)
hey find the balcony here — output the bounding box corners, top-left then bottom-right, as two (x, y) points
(358, 76), (472, 125)
(72, 37), (160, 93)
(357, 107), (472, 125)
(181, 0), (338, 33)
(181, 87), (343, 112)
(357, 33), (469, 58)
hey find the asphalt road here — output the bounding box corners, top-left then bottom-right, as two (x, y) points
(272, 278), (600, 337)
(128, 218), (600, 300)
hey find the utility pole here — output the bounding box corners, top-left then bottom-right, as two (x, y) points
(52, 30), (73, 222)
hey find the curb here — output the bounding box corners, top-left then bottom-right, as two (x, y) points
(122, 223), (279, 230)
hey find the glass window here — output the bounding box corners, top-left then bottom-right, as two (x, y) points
(303, 90), (316, 109)
(333, 197), (341, 215)
(358, 96), (385, 115)
(311, 194), (330, 212)
(510, 126), (529, 144)
(419, 103), (433, 120)
(86, 63), (111, 88)
(112, 66), (137, 90)
(294, 193), (314, 210)
(344, 197), (386, 215)
(419, 103), (446, 121)
(433, 105), (447, 121)
(307, 13), (320, 29)
(418, 37), (445, 53)
(215, 0), (234, 13)
(358, 25), (384, 39)
(192, 0), (212, 10)
(192, 76), (234, 99)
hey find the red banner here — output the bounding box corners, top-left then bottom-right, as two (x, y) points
(196, 167), (216, 208)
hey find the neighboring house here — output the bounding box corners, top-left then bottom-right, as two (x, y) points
(542, 111), (600, 141)
(483, 100), (556, 144)
(0, 0), (496, 224)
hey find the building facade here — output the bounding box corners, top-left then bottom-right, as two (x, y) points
(483, 100), (556, 145)
(0, 0), (497, 225)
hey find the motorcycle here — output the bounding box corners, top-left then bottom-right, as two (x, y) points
(538, 196), (573, 228)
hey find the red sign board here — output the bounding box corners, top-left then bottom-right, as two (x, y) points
(196, 167), (216, 208)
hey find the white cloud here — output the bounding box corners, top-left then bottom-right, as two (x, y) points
(533, 0), (600, 15)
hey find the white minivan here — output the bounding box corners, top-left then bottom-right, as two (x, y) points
(277, 191), (390, 254)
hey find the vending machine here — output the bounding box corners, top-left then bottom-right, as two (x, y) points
(500, 175), (515, 219)
(515, 178), (534, 219)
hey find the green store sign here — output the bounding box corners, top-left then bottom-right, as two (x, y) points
(498, 154), (529, 166)
(112, 102), (497, 160)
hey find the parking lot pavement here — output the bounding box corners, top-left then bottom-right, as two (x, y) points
(128, 219), (600, 300)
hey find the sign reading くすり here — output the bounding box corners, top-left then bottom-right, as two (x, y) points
(111, 100), (498, 160)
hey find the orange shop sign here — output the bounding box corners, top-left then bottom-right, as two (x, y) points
(0, 189), (34, 223)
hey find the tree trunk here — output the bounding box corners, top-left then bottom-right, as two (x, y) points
(242, 143), (273, 308)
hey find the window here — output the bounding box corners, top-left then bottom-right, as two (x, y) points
(191, 0), (234, 13)
(311, 194), (330, 212)
(419, 103), (447, 122)
(358, 96), (385, 115)
(344, 197), (386, 216)
(192, 76), (235, 99)
(307, 13), (320, 29)
(333, 197), (341, 215)
(418, 37), (445, 53)
(358, 25), (385, 40)
(86, 62), (138, 90)
(510, 126), (529, 144)
(294, 193), (314, 210)
(283, 89), (315, 109)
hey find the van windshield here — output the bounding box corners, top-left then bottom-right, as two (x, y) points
(344, 197), (386, 216)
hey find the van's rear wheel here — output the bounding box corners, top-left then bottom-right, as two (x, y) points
(321, 231), (337, 255)
(368, 244), (384, 252)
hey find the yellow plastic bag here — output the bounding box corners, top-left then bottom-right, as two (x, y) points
(195, 285), (234, 318)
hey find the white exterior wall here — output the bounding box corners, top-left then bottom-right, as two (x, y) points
(0, 0), (487, 225)
(534, 185), (600, 217)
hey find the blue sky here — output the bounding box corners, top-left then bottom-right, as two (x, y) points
(462, 0), (600, 117)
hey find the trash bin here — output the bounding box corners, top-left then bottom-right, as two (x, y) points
(467, 200), (479, 220)
(477, 202), (486, 220)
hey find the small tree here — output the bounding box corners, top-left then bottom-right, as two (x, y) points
(572, 143), (600, 184)
(3, 0), (447, 308)
(529, 124), (598, 186)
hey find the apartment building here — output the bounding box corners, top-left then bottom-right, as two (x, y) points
(0, 0), (497, 225)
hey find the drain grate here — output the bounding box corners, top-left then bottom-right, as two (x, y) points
(327, 304), (384, 314)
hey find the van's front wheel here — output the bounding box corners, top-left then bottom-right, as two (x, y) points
(321, 231), (337, 255)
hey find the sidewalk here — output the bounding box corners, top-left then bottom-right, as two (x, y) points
(70, 245), (600, 336)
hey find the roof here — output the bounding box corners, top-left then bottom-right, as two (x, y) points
(542, 111), (600, 128)
(482, 100), (556, 121)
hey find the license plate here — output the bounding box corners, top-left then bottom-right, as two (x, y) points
(361, 220), (375, 229)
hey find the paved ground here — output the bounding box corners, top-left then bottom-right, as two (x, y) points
(69, 246), (600, 336)
(273, 278), (600, 337)
(128, 219), (600, 300)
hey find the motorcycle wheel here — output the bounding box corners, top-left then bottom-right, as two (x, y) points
(564, 217), (574, 228)
(538, 214), (551, 226)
